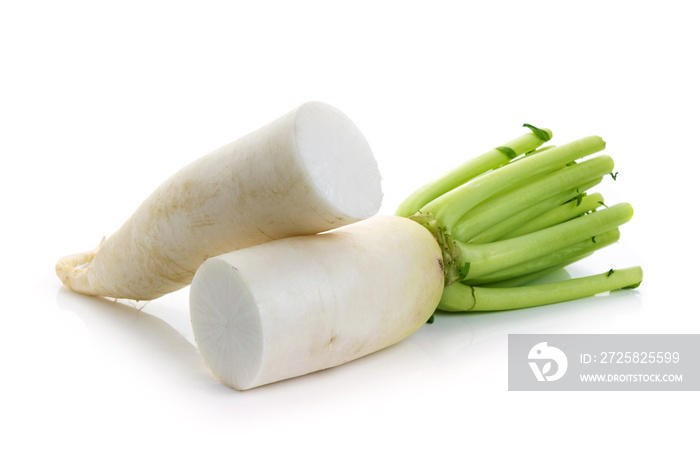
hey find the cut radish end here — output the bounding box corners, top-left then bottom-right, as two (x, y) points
(189, 258), (264, 390)
(294, 102), (382, 219)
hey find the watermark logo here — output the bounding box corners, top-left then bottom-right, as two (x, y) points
(528, 342), (568, 382)
(510, 334), (698, 391)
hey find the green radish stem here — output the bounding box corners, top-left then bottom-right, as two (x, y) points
(419, 136), (607, 232)
(395, 126), (552, 217)
(467, 228), (620, 285)
(438, 267), (643, 312)
(501, 192), (605, 240)
(400, 125), (642, 313)
(456, 203), (633, 279)
(474, 259), (587, 288)
(466, 183), (602, 244)
(452, 155), (614, 242)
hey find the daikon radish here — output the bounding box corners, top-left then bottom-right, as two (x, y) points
(56, 101), (382, 300)
(189, 215), (444, 390)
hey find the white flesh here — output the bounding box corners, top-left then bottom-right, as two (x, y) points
(189, 216), (444, 390)
(56, 102), (382, 300)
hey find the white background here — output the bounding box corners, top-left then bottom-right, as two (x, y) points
(2, 1), (698, 447)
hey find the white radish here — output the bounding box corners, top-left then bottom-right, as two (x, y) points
(56, 102), (382, 301)
(189, 215), (444, 390)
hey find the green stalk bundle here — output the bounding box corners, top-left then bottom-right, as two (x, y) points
(397, 125), (642, 313)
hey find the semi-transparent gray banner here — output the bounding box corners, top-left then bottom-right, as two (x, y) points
(508, 334), (700, 391)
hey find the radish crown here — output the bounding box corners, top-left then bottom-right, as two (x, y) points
(408, 213), (467, 287)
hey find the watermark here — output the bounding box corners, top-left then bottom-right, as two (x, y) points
(508, 334), (700, 391)
(528, 342), (568, 381)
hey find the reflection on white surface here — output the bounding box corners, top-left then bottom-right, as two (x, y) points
(55, 287), (213, 389)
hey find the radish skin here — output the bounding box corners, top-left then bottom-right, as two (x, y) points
(56, 102), (382, 301)
(189, 215), (444, 390)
